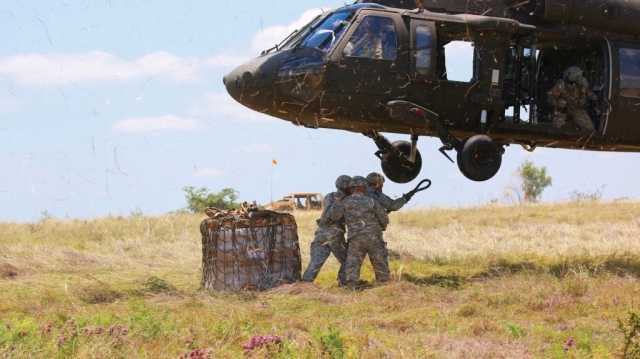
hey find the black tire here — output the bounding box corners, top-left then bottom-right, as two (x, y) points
(380, 140), (422, 184)
(456, 135), (502, 181)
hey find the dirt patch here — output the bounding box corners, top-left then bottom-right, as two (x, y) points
(0, 262), (19, 278)
(75, 284), (123, 304)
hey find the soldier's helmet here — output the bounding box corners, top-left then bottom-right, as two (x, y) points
(366, 172), (385, 185)
(563, 66), (583, 84)
(350, 176), (367, 188)
(335, 175), (352, 189)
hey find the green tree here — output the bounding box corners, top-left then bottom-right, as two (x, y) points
(183, 186), (240, 212)
(517, 160), (552, 203)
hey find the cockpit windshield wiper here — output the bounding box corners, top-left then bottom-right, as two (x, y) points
(262, 29), (299, 55)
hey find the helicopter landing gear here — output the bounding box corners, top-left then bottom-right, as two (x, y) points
(456, 134), (502, 182)
(365, 131), (422, 184)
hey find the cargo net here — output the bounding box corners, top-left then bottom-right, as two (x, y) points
(200, 202), (301, 291)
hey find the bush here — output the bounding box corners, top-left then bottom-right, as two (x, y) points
(518, 160), (552, 203)
(569, 185), (605, 202)
(183, 186), (239, 213)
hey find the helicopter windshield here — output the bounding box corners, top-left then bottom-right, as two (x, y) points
(297, 11), (355, 52)
(278, 14), (325, 52)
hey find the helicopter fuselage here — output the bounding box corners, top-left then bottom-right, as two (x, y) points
(224, 1), (640, 182)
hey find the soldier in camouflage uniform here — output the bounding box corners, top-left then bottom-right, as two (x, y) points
(301, 175), (351, 285)
(547, 66), (598, 131)
(365, 172), (410, 212)
(328, 176), (390, 289)
(365, 172), (415, 280)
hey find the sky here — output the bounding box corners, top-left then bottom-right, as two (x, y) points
(1, 0), (639, 223)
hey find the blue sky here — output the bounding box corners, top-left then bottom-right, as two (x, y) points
(1, 1), (638, 222)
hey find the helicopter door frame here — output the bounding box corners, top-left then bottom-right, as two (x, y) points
(327, 10), (408, 96)
(606, 40), (640, 140)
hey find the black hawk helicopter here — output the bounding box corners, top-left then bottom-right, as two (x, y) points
(224, 0), (640, 183)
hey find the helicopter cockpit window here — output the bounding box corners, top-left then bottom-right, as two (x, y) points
(280, 15), (325, 51)
(298, 12), (353, 53)
(415, 25), (432, 75)
(343, 16), (397, 60)
(619, 48), (640, 98)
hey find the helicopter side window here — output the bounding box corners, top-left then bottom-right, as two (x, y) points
(619, 48), (640, 98)
(343, 16), (397, 60)
(415, 25), (432, 75)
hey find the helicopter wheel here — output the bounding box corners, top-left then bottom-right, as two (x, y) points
(456, 135), (502, 182)
(380, 140), (422, 184)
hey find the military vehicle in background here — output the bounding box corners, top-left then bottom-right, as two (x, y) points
(225, 0), (640, 183)
(264, 192), (324, 212)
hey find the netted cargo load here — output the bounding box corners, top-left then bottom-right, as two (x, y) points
(200, 203), (301, 291)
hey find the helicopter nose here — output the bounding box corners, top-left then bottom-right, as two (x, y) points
(223, 67), (243, 102)
(223, 58), (277, 114)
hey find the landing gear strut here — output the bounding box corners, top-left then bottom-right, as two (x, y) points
(365, 131), (422, 184)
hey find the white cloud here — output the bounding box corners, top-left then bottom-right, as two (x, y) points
(113, 114), (198, 133)
(194, 167), (222, 178)
(201, 53), (252, 68)
(186, 91), (277, 123)
(250, 8), (326, 53)
(0, 51), (249, 86)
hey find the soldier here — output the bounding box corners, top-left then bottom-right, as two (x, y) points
(547, 66), (598, 131)
(365, 172), (414, 281)
(365, 172), (412, 212)
(343, 17), (383, 59)
(301, 175), (351, 286)
(328, 176), (390, 289)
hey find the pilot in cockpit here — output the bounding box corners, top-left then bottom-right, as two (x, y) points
(380, 24), (397, 60)
(343, 17), (383, 59)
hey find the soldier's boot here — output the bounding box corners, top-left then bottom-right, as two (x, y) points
(345, 279), (359, 290)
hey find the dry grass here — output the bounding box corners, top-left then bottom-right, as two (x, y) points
(0, 202), (639, 358)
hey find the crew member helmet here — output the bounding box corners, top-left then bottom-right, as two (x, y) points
(350, 176), (367, 188)
(563, 66), (583, 84)
(366, 172), (385, 185)
(335, 175), (352, 189)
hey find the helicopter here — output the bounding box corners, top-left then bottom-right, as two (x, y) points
(223, 0), (640, 183)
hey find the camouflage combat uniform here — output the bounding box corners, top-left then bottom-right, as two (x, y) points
(301, 190), (348, 285)
(547, 78), (598, 131)
(328, 192), (390, 288)
(365, 186), (407, 212)
(365, 186), (407, 280)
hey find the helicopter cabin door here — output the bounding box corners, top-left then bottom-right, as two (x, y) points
(607, 42), (640, 140)
(327, 12), (408, 122)
(408, 18), (483, 130)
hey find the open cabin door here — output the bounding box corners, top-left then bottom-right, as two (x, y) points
(408, 18), (482, 129)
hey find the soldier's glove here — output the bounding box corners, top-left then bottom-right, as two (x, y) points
(402, 190), (415, 202)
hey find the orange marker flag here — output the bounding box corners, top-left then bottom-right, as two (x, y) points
(272, 158), (278, 165)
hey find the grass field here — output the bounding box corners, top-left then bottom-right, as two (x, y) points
(1, 200), (640, 358)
